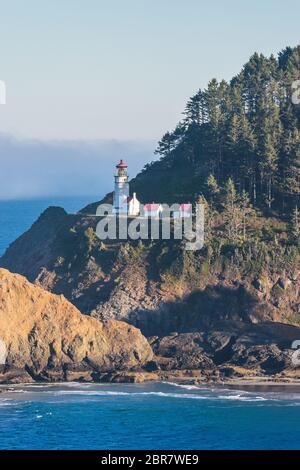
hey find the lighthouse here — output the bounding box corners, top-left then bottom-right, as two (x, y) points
(113, 159), (130, 214)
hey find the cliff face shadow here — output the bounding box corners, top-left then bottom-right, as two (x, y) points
(127, 284), (260, 337)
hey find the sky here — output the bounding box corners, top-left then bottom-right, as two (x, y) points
(0, 0), (299, 198)
(0, 135), (154, 199)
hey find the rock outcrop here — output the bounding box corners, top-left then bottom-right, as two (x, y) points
(1, 208), (299, 339)
(1, 208), (300, 384)
(150, 322), (299, 376)
(0, 268), (153, 383)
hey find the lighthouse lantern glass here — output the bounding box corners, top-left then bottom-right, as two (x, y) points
(118, 167), (127, 177)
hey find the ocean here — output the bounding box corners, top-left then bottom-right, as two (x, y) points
(1, 382), (300, 450)
(0, 198), (300, 450)
(0, 197), (92, 256)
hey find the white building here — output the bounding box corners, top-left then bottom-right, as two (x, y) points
(127, 192), (140, 216)
(113, 160), (140, 216)
(113, 159), (130, 214)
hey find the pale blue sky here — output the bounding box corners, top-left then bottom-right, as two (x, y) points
(0, 0), (299, 141)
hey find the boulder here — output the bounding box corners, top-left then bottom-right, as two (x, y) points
(277, 277), (291, 290)
(152, 333), (215, 370)
(231, 343), (291, 373)
(0, 269), (153, 383)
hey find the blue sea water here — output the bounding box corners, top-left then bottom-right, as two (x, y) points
(0, 197), (92, 256)
(0, 198), (300, 450)
(0, 382), (300, 450)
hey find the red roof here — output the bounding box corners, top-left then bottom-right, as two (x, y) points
(144, 203), (161, 211)
(117, 159), (128, 169)
(180, 204), (192, 211)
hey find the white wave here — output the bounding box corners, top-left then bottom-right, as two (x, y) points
(49, 389), (269, 402)
(54, 390), (132, 396)
(0, 399), (17, 407)
(161, 381), (204, 391)
(160, 381), (269, 401)
(217, 394), (267, 402)
(3, 382), (300, 405)
(48, 389), (208, 400)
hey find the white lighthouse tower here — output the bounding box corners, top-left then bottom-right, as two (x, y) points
(113, 159), (130, 214)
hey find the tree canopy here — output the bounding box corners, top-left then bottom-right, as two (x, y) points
(132, 45), (300, 215)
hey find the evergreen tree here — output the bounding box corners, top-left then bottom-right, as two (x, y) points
(184, 90), (207, 126)
(155, 125), (185, 162)
(138, 45), (300, 217)
(155, 131), (176, 158)
(222, 178), (241, 243)
(240, 190), (255, 241)
(259, 131), (278, 209)
(206, 174), (220, 204)
(282, 136), (300, 205)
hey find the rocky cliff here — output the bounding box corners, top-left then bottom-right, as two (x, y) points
(1, 207), (299, 336)
(1, 208), (300, 383)
(0, 268), (153, 384)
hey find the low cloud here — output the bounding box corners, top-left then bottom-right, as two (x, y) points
(0, 134), (156, 200)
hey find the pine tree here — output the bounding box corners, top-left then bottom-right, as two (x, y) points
(240, 190), (255, 241)
(259, 132), (278, 209)
(222, 178), (241, 243)
(282, 137), (300, 206)
(184, 90), (207, 126)
(155, 132), (176, 158)
(206, 174), (220, 204)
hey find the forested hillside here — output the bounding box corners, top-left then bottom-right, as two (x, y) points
(130, 46), (300, 214)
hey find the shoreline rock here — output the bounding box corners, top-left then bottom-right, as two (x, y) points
(0, 268), (153, 384)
